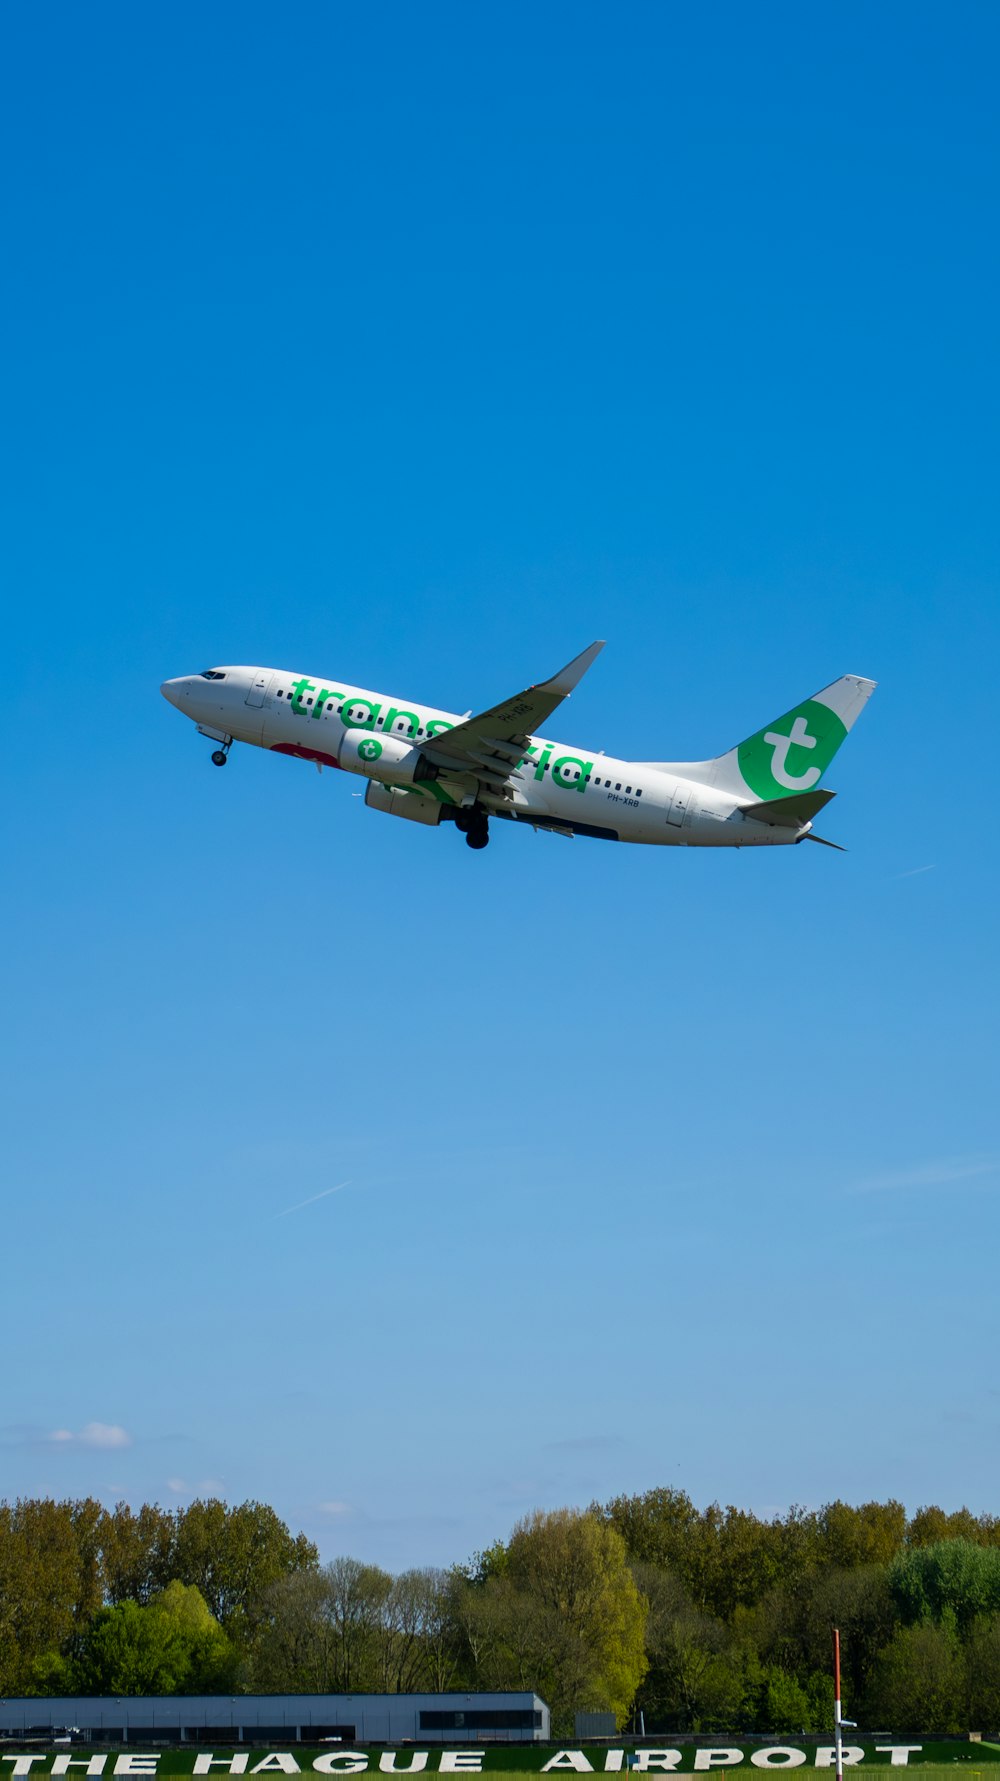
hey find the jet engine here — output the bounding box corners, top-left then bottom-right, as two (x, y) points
(338, 731), (430, 784)
(364, 780), (443, 824)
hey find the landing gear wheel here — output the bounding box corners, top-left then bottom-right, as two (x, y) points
(466, 818), (489, 850)
(211, 750), (228, 767)
(455, 809), (473, 834)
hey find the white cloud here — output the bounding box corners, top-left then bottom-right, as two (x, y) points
(318, 1500), (352, 1516)
(80, 1422), (131, 1449)
(851, 1155), (999, 1194)
(46, 1422), (132, 1449)
(167, 1477), (188, 1493)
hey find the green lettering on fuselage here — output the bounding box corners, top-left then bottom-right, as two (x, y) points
(342, 697), (381, 728)
(384, 707), (420, 737)
(280, 683), (600, 797)
(552, 754), (593, 793)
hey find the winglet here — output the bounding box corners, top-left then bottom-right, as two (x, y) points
(541, 640), (606, 697)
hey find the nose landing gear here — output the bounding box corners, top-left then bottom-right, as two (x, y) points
(211, 749), (229, 766)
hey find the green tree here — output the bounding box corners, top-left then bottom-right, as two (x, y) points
(395, 1569), (457, 1693)
(253, 1568), (339, 1692)
(634, 1562), (729, 1732)
(818, 1500), (907, 1570)
(506, 1508), (647, 1730)
(864, 1621), (966, 1734)
(760, 1667), (814, 1733)
(704, 1509), (786, 1619)
(253, 1559), (396, 1693)
(153, 1580), (235, 1689)
(70, 1585), (233, 1695)
(603, 1489), (711, 1605)
(0, 1500), (84, 1691)
(71, 1600), (191, 1694)
(172, 1498), (318, 1631)
(465, 1539), (509, 1584)
(795, 1565), (898, 1702)
(446, 1572), (528, 1690)
(889, 1540), (1000, 1633)
(99, 1502), (177, 1605)
(324, 1556), (394, 1691)
(371, 1569), (445, 1694)
(965, 1615), (1000, 1728)
(906, 1505), (984, 1548)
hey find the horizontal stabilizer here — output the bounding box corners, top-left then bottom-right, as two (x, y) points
(742, 787), (836, 828)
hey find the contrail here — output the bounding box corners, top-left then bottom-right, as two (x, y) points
(893, 864), (936, 879)
(271, 1180), (352, 1221)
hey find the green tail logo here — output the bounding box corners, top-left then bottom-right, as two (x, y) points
(737, 698), (848, 800)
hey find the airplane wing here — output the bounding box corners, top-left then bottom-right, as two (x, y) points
(421, 641), (605, 793)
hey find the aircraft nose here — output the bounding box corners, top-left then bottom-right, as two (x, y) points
(160, 676), (191, 708)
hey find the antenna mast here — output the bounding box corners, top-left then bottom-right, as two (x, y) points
(834, 1626), (844, 1781)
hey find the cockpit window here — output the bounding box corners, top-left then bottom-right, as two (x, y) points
(199, 669), (227, 680)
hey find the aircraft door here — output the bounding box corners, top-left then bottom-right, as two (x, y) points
(666, 781), (692, 827)
(245, 671), (274, 708)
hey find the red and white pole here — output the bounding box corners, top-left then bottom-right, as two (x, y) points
(834, 1626), (844, 1781)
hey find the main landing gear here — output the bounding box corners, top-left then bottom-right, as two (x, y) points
(211, 749), (228, 766)
(455, 808), (490, 850)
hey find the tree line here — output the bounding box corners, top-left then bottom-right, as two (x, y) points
(2, 1491), (1000, 1735)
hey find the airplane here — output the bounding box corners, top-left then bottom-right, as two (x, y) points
(160, 644), (876, 852)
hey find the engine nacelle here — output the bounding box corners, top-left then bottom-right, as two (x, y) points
(364, 780), (443, 825)
(338, 730), (426, 784)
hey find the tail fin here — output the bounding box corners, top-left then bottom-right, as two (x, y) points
(655, 674), (877, 801)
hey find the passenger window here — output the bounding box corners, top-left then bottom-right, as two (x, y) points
(615, 782), (621, 791)
(307, 697), (314, 705)
(637, 789), (643, 798)
(626, 786), (632, 794)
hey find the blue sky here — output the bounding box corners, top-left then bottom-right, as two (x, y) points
(2, 0), (998, 1571)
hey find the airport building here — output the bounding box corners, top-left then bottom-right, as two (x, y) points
(0, 1693), (550, 1746)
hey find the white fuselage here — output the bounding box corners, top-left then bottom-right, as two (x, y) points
(161, 664), (806, 847)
